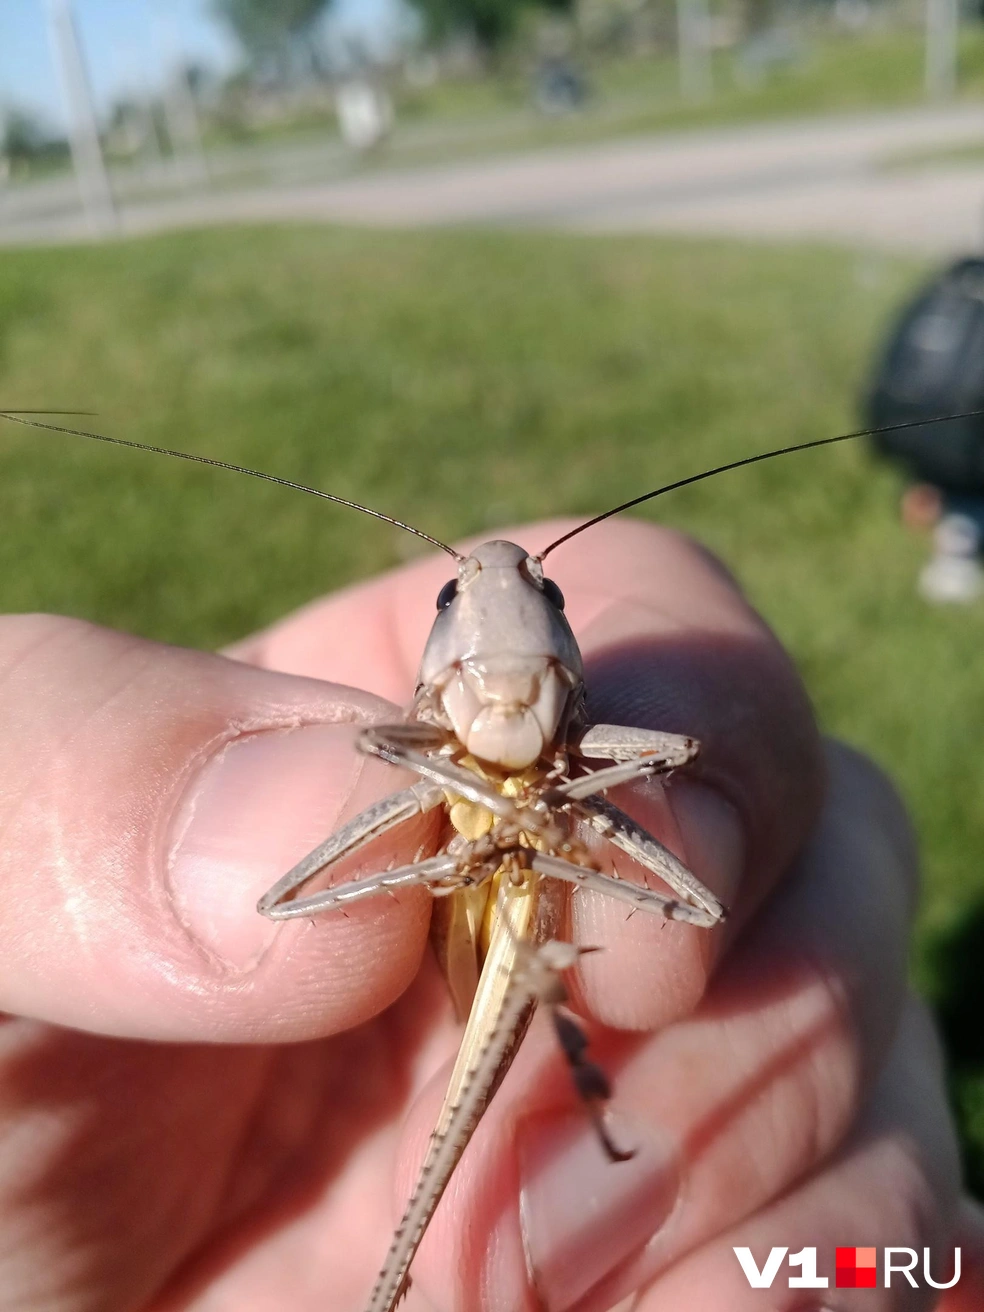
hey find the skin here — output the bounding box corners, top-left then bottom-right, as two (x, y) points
(901, 484), (944, 533)
(0, 516), (979, 1312)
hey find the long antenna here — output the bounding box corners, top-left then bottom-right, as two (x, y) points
(538, 409), (984, 560)
(8, 408), (984, 566)
(0, 411), (463, 561)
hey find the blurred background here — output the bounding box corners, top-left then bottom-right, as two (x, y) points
(2, 0), (984, 1201)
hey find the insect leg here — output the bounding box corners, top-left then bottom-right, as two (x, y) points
(495, 929), (634, 1162)
(575, 725), (699, 766)
(257, 782), (444, 916)
(550, 1009), (634, 1162)
(530, 852), (719, 926)
(364, 936), (590, 1312)
(358, 725), (532, 824)
(546, 756), (684, 802)
(573, 796), (727, 925)
(260, 853), (499, 920)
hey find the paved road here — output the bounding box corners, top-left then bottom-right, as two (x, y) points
(3, 105), (984, 253)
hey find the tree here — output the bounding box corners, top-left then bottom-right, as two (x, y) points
(212, 0), (332, 82)
(410, 0), (573, 58)
(0, 105), (68, 173)
(2, 107), (47, 164)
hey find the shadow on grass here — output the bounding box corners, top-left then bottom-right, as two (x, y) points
(926, 902), (984, 1201)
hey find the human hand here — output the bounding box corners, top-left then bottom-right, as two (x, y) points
(0, 519), (977, 1311)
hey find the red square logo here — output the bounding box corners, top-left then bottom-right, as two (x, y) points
(836, 1247), (877, 1288)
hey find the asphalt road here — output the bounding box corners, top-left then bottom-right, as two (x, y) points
(3, 104), (984, 254)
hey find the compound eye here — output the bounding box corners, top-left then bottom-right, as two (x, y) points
(542, 578), (565, 610)
(436, 579), (458, 610)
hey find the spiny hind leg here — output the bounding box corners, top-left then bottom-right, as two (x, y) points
(529, 940), (636, 1163)
(550, 1009), (635, 1162)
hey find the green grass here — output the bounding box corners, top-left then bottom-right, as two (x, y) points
(592, 26), (984, 118)
(407, 27), (984, 136)
(2, 224), (983, 1189)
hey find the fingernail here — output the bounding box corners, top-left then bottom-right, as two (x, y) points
(519, 1111), (680, 1311)
(167, 724), (363, 969)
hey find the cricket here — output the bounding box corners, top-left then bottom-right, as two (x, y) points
(0, 406), (974, 1312)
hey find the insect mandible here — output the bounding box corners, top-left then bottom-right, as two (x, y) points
(0, 407), (975, 1312)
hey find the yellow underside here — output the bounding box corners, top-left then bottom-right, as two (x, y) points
(442, 757), (545, 959)
(430, 758), (553, 1142)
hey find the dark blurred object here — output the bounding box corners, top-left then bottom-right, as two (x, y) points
(924, 901), (984, 1198)
(412, 0), (574, 60)
(212, 0), (331, 84)
(533, 57), (588, 114)
(867, 258), (984, 602)
(0, 105), (70, 178)
(866, 258), (984, 495)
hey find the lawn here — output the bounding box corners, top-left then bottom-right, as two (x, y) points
(399, 28), (984, 139)
(1, 223), (982, 1188)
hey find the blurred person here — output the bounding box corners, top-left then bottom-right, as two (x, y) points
(336, 78), (393, 152)
(867, 257), (984, 604)
(901, 482), (984, 603)
(533, 55), (588, 115)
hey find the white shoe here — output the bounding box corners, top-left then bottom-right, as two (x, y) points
(919, 552), (984, 603)
(918, 513), (984, 604)
(935, 512), (981, 557)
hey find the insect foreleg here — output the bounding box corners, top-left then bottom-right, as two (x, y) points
(576, 796), (727, 924)
(357, 726), (533, 825)
(576, 725), (699, 766)
(256, 782), (443, 917)
(531, 852), (718, 925)
(546, 755), (689, 803)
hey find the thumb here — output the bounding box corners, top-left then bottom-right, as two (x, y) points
(0, 614), (437, 1041)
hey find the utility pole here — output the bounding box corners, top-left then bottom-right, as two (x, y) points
(44, 0), (116, 234)
(676, 0), (713, 102)
(925, 0), (959, 101)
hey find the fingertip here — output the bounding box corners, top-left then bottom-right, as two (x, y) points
(571, 779), (741, 1032)
(165, 720), (439, 1038)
